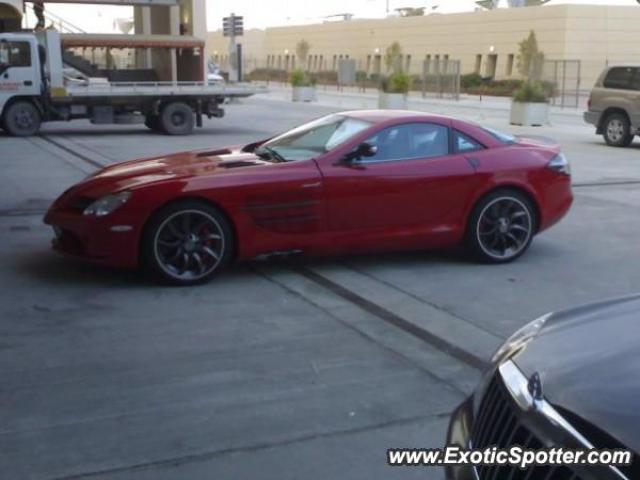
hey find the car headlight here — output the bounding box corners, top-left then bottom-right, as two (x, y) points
(83, 192), (132, 217)
(491, 313), (551, 365)
(547, 152), (571, 175)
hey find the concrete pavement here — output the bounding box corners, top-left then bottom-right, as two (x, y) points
(1, 95), (640, 479)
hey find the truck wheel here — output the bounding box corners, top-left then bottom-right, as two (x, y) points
(603, 113), (633, 147)
(144, 115), (163, 133)
(3, 101), (41, 137)
(160, 102), (194, 135)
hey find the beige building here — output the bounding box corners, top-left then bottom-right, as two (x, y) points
(207, 4), (640, 89)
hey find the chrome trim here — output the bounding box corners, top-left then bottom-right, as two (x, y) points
(498, 361), (630, 480)
(110, 225), (133, 232)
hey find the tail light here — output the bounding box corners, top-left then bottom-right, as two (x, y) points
(547, 152), (571, 176)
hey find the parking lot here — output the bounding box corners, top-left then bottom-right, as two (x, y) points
(2, 95), (640, 480)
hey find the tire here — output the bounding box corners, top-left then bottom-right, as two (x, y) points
(159, 102), (194, 135)
(3, 101), (41, 137)
(465, 189), (536, 264)
(144, 115), (163, 133)
(602, 112), (634, 147)
(141, 200), (235, 285)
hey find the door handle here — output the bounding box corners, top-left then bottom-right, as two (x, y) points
(300, 181), (321, 189)
(23, 80), (33, 86)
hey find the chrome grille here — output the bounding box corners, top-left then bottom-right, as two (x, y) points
(471, 375), (582, 480)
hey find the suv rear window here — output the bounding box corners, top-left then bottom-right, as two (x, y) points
(603, 67), (638, 90)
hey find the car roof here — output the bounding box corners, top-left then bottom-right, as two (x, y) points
(340, 110), (454, 124)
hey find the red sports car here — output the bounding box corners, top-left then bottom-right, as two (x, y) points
(44, 111), (573, 285)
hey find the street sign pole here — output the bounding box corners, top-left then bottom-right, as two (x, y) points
(223, 13), (244, 83)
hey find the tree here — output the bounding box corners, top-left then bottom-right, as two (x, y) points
(384, 42), (403, 74)
(517, 30), (544, 81)
(295, 39), (311, 69)
(396, 7), (425, 16)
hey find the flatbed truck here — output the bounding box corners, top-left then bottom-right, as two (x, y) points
(0, 30), (262, 136)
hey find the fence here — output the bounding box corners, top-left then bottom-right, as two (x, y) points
(420, 58), (461, 100)
(542, 59), (582, 109)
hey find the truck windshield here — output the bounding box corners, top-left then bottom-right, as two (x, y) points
(257, 114), (373, 162)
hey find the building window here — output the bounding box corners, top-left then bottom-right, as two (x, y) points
(506, 54), (514, 76)
(424, 54), (431, 75)
(332, 55), (337, 71)
(434, 54), (440, 73)
(405, 54), (412, 73)
(475, 54), (482, 74)
(443, 54), (449, 72)
(486, 54), (497, 78)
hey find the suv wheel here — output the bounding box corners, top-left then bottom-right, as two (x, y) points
(603, 113), (634, 147)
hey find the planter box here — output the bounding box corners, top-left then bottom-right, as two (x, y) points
(378, 92), (408, 110)
(292, 86), (316, 102)
(509, 101), (549, 126)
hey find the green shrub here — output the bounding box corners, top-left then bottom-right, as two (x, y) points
(247, 68), (288, 82)
(314, 70), (338, 84)
(464, 79), (525, 97)
(290, 68), (315, 87)
(513, 80), (548, 103)
(461, 72), (483, 89)
(381, 72), (412, 94)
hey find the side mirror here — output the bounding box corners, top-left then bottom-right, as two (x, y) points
(343, 142), (377, 163)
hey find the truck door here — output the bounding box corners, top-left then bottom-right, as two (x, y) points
(0, 38), (40, 112)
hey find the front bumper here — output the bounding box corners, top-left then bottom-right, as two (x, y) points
(44, 208), (141, 269)
(583, 111), (600, 127)
(445, 397), (478, 480)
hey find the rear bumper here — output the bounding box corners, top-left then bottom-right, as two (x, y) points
(44, 208), (141, 269)
(538, 176), (573, 233)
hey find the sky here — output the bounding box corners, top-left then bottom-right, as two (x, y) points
(41, 0), (638, 34)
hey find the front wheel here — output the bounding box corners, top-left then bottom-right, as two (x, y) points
(3, 101), (41, 137)
(141, 201), (235, 285)
(466, 190), (536, 264)
(603, 113), (633, 147)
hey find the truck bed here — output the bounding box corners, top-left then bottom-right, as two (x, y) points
(58, 81), (265, 100)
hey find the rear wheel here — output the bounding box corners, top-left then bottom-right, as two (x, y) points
(142, 200), (234, 285)
(159, 102), (194, 135)
(466, 190), (536, 264)
(3, 101), (41, 137)
(144, 114), (163, 133)
(603, 113), (633, 147)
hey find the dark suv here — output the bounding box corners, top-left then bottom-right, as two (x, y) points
(584, 65), (640, 147)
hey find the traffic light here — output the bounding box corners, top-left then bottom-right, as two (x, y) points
(223, 14), (244, 37)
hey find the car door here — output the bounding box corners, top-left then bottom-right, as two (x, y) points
(0, 39), (39, 108)
(320, 121), (477, 234)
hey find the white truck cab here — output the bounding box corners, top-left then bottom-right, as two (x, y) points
(0, 33), (43, 134)
(0, 30), (259, 136)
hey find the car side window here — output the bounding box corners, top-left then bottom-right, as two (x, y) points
(603, 67), (637, 90)
(631, 70), (640, 91)
(454, 130), (484, 153)
(362, 123), (449, 162)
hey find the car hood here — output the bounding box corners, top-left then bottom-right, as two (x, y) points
(513, 295), (640, 453)
(82, 148), (270, 194)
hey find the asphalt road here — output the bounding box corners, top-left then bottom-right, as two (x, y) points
(1, 96), (639, 479)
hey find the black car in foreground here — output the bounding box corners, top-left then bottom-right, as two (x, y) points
(447, 295), (640, 480)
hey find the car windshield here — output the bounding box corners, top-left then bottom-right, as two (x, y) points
(257, 114), (373, 162)
(482, 126), (516, 144)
